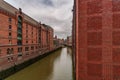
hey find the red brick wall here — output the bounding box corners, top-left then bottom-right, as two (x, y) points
(0, 6), (54, 69)
(41, 25), (48, 50)
(75, 0), (120, 80)
(49, 29), (54, 50)
(0, 13), (17, 45)
(47, 28), (54, 50)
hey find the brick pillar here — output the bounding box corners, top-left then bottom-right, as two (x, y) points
(76, 0), (88, 80)
(102, 0), (113, 80)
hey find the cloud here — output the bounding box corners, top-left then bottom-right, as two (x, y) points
(5, 0), (74, 39)
(41, 0), (54, 7)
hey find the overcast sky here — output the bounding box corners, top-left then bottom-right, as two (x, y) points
(5, 0), (73, 39)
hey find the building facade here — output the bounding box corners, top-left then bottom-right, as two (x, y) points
(66, 36), (72, 46)
(53, 36), (64, 47)
(74, 0), (120, 80)
(0, 0), (54, 71)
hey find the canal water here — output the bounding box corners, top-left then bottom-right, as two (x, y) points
(5, 47), (73, 80)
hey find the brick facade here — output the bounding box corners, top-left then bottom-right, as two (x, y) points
(0, 0), (54, 71)
(74, 0), (120, 80)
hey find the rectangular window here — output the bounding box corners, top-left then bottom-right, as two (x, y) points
(9, 25), (12, 30)
(8, 17), (12, 23)
(26, 40), (28, 43)
(9, 33), (11, 36)
(18, 48), (22, 52)
(9, 40), (12, 44)
(25, 47), (29, 51)
(31, 46), (34, 50)
(8, 32), (12, 39)
(26, 30), (28, 33)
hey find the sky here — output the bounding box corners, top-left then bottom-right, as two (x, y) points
(5, 0), (74, 39)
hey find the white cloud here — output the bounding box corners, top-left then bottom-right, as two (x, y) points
(5, 0), (74, 39)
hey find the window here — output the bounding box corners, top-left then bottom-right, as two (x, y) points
(18, 47), (22, 59)
(25, 47), (29, 51)
(9, 40), (12, 44)
(26, 30), (28, 33)
(11, 48), (14, 54)
(9, 32), (11, 36)
(8, 57), (10, 62)
(26, 40), (28, 43)
(9, 25), (12, 30)
(31, 46), (34, 50)
(7, 48), (10, 55)
(8, 17), (12, 23)
(17, 40), (22, 45)
(18, 48), (22, 52)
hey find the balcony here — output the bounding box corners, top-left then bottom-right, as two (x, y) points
(18, 31), (22, 35)
(18, 18), (22, 23)
(17, 37), (22, 40)
(18, 29), (22, 33)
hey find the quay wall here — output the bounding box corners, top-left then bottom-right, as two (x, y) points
(0, 46), (62, 79)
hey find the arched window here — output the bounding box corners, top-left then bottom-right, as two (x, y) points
(17, 16), (22, 45)
(7, 48), (10, 55)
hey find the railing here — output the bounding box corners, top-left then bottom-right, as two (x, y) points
(17, 37), (22, 40)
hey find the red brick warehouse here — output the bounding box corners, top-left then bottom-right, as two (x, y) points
(0, 0), (54, 70)
(74, 0), (120, 80)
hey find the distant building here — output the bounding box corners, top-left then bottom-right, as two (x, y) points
(53, 36), (64, 47)
(66, 36), (72, 46)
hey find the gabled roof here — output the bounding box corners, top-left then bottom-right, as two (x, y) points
(0, 0), (38, 26)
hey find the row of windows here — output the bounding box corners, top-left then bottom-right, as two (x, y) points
(0, 46), (39, 55)
(25, 46), (38, 51)
(8, 17), (38, 44)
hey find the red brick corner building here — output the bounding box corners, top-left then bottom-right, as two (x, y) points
(74, 0), (120, 80)
(0, 0), (54, 70)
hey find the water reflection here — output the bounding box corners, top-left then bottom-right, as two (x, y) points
(5, 47), (73, 80)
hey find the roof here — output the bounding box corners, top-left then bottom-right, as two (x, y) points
(42, 24), (53, 30)
(0, 0), (38, 26)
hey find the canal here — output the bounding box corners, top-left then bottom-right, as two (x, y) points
(5, 47), (73, 80)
